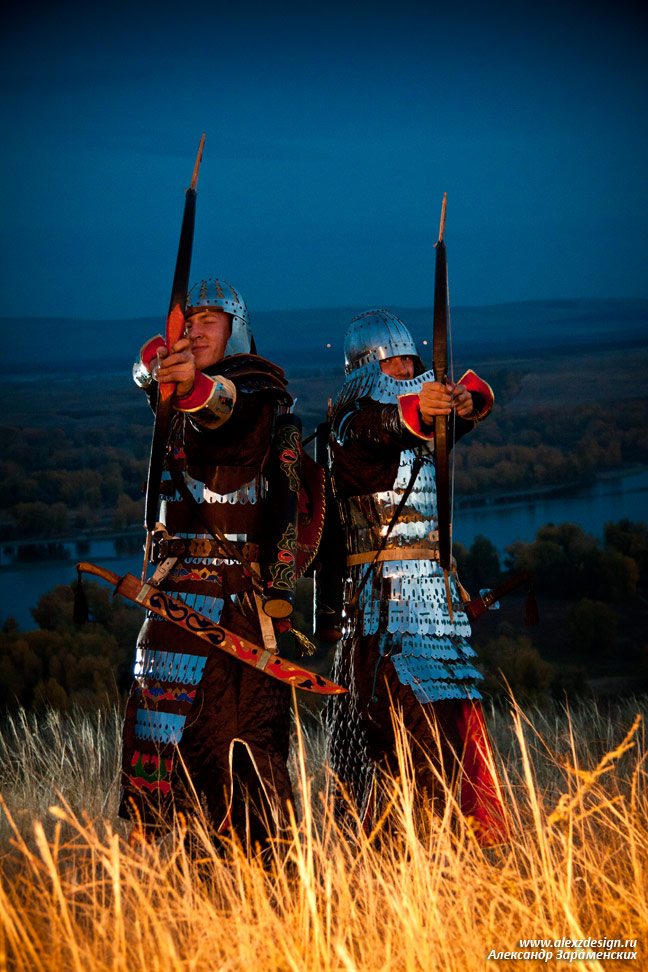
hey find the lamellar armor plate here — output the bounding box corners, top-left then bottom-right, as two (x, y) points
(333, 310), (483, 703)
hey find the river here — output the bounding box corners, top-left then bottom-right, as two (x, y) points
(1, 468), (646, 631)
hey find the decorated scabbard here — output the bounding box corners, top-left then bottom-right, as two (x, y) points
(261, 413), (302, 619)
(76, 562), (346, 695)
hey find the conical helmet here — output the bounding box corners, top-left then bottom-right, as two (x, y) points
(186, 278), (252, 355)
(344, 309), (420, 375)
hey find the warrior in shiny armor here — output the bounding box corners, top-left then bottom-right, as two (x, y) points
(325, 310), (509, 845)
(120, 278), (298, 848)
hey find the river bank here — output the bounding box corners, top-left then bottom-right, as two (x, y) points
(0, 529), (143, 569)
(1, 464), (646, 631)
(456, 463), (648, 510)
(2, 464), (646, 569)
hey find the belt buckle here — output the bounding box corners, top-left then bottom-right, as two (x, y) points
(188, 538), (212, 558)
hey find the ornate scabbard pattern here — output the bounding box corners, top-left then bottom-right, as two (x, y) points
(262, 414), (302, 616)
(278, 423), (301, 494)
(268, 522), (298, 591)
(114, 573), (345, 695)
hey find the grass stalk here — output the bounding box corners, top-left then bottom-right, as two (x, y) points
(0, 697), (645, 971)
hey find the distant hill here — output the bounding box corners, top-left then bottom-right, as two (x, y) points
(4, 297), (647, 373)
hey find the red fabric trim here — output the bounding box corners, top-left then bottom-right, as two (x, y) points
(458, 369), (495, 419)
(140, 334), (166, 369)
(456, 700), (511, 846)
(397, 394), (435, 440)
(175, 371), (215, 410)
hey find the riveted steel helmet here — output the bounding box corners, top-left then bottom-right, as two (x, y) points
(333, 309), (431, 412)
(344, 309), (421, 375)
(186, 278), (252, 355)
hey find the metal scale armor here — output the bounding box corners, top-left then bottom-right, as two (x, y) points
(332, 309), (483, 704)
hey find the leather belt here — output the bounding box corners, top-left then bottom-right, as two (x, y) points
(155, 537), (260, 562)
(346, 547), (444, 566)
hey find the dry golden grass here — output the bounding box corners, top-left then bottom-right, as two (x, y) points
(0, 697), (646, 971)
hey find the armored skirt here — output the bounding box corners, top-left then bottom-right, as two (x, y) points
(327, 400), (509, 846)
(120, 606), (293, 845)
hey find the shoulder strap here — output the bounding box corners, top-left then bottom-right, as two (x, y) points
(346, 453), (424, 612)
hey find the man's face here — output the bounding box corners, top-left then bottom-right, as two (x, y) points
(185, 310), (232, 370)
(380, 355), (415, 380)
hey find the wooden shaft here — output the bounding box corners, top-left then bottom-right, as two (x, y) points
(77, 561), (120, 586)
(438, 191), (447, 244)
(190, 134), (206, 191)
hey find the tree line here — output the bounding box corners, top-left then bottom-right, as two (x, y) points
(1, 519), (646, 714)
(455, 519), (648, 705)
(1, 382), (647, 541)
(454, 395), (648, 497)
(0, 422), (150, 539)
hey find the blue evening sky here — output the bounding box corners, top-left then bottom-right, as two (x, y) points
(1, 0), (646, 320)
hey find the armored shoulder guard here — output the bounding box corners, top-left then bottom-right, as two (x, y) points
(212, 353), (291, 401)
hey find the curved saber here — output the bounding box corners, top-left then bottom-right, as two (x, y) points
(77, 562), (346, 696)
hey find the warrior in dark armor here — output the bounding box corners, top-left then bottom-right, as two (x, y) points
(120, 279), (302, 849)
(324, 310), (509, 846)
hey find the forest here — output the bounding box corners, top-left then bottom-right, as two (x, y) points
(0, 366), (646, 542)
(1, 352), (646, 712)
(1, 518), (646, 714)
